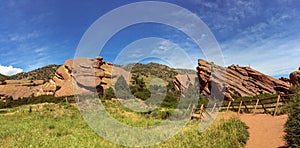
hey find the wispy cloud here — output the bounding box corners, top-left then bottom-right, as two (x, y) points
(114, 38), (196, 69)
(187, 0), (300, 77)
(8, 31), (40, 42)
(221, 29), (300, 77)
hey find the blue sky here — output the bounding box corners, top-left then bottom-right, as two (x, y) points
(0, 0), (299, 78)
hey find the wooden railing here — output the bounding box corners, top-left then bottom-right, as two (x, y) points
(191, 94), (296, 119)
(225, 94), (295, 116)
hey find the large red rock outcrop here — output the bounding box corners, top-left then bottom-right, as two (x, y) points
(53, 56), (114, 97)
(195, 59), (291, 98)
(173, 74), (197, 91)
(0, 56), (128, 100)
(290, 67), (300, 85)
(0, 79), (56, 99)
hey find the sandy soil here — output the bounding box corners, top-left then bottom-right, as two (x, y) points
(239, 114), (288, 148)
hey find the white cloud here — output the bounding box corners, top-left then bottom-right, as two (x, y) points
(0, 65), (23, 76)
(114, 38), (197, 70)
(34, 47), (46, 53)
(221, 32), (300, 77)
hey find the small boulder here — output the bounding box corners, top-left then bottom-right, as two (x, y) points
(96, 56), (103, 60)
(290, 69), (300, 85)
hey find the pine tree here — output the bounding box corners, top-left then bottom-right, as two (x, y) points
(284, 91), (300, 147)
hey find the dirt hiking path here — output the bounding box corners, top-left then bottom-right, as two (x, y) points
(239, 114), (288, 148)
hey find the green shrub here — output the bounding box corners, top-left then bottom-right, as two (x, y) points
(130, 74), (151, 100)
(104, 87), (116, 99)
(0, 95), (74, 109)
(284, 91), (300, 147)
(133, 90), (150, 101)
(114, 76), (132, 100)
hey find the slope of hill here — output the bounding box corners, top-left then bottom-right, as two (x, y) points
(122, 63), (179, 82)
(0, 74), (8, 82)
(8, 64), (60, 81)
(175, 68), (197, 75)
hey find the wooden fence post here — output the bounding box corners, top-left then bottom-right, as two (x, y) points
(238, 100), (243, 115)
(274, 94), (281, 116)
(226, 101), (232, 112)
(243, 101), (249, 113)
(199, 104), (204, 119)
(204, 109), (213, 119)
(254, 98), (260, 113)
(190, 104), (196, 118)
(212, 103), (217, 112)
(185, 104), (191, 117)
(259, 99), (267, 113)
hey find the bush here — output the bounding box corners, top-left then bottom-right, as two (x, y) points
(130, 74), (151, 100)
(150, 108), (173, 120)
(105, 87), (116, 99)
(114, 76), (132, 100)
(284, 91), (300, 147)
(99, 87), (116, 101)
(0, 95), (74, 109)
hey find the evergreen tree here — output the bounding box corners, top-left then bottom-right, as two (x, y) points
(115, 76), (132, 100)
(285, 91), (300, 147)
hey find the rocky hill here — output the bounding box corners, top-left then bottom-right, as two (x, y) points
(52, 56), (117, 97)
(0, 74), (8, 82)
(0, 58), (181, 100)
(290, 67), (300, 85)
(121, 63), (178, 82)
(8, 64), (60, 81)
(194, 59), (291, 98)
(0, 57), (117, 99)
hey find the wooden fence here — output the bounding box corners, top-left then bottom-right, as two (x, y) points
(191, 94), (296, 119)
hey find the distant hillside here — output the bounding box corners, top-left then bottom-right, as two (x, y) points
(8, 64), (60, 81)
(122, 63), (178, 82)
(0, 74), (8, 82)
(175, 68), (197, 75)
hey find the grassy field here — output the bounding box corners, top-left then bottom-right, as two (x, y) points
(0, 102), (249, 148)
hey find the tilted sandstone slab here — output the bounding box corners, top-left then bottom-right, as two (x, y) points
(290, 67), (300, 85)
(0, 79), (51, 99)
(196, 59), (291, 98)
(0, 85), (33, 99)
(173, 74), (198, 91)
(174, 59), (291, 100)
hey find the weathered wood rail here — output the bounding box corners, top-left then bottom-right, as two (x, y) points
(192, 94), (296, 120)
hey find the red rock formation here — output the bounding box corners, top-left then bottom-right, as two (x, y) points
(196, 59), (291, 98)
(0, 57), (116, 99)
(290, 68), (300, 85)
(173, 74), (197, 91)
(0, 85), (33, 99)
(53, 57), (114, 97)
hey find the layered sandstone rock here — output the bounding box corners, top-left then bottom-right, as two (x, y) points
(0, 85), (33, 100)
(173, 74), (197, 91)
(0, 79), (53, 99)
(290, 67), (300, 85)
(53, 57), (114, 97)
(195, 59), (291, 98)
(0, 56), (126, 99)
(0, 57), (295, 100)
(35, 80), (57, 96)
